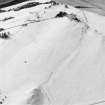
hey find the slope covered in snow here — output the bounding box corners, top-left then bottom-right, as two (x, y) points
(0, 0), (105, 105)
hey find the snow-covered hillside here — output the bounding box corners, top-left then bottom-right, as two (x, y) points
(0, 0), (105, 105)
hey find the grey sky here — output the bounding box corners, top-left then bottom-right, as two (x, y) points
(55, 0), (105, 16)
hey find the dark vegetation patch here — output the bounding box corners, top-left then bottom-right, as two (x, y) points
(55, 11), (67, 18)
(0, 28), (4, 32)
(67, 13), (81, 22)
(70, 14), (81, 22)
(75, 6), (92, 8)
(65, 5), (69, 8)
(45, 1), (58, 5)
(0, 9), (6, 13)
(44, 1), (58, 9)
(0, 32), (10, 39)
(55, 12), (81, 22)
(0, 92), (7, 104)
(1, 17), (14, 21)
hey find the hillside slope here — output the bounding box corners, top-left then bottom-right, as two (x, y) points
(0, 0), (105, 105)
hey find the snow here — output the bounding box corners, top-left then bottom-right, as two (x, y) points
(0, 0), (105, 105)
